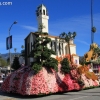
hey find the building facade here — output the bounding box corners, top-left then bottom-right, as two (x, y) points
(25, 4), (79, 66)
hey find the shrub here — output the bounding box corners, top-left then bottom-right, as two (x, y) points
(32, 63), (42, 74)
(29, 31), (58, 73)
(61, 58), (70, 74)
(11, 56), (21, 70)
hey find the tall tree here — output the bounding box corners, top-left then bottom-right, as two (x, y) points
(0, 58), (8, 67)
(14, 48), (17, 53)
(20, 45), (25, 59)
(7, 57), (10, 65)
(21, 45), (24, 50)
(0, 53), (1, 58)
(29, 24), (58, 73)
(11, 56), (21, 70)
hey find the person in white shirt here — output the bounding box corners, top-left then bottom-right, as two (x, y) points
(0, 76), (3, 86)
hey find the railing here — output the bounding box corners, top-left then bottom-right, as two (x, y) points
(92, 63), (100, 79)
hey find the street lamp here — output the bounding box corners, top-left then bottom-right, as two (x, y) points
(9, 21), (17, 73)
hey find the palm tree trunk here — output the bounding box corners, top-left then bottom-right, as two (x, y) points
(68, 41), (71, 63)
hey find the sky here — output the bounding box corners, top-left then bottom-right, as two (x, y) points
(0, 0), (100, 56)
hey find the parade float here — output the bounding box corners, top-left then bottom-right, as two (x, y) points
(1, 62), (80, 95)
(1, 3), (100, 96)
(1, 27), (100, 95)
(1, 31), (82, 95)
(84, 43), (100, 83)
(1, 52), (99, 95)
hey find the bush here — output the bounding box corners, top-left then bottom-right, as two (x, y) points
(11, 56), (21, 70)
(32, 63), (42, 74)
(44, 57), (58, 72)
(61, 58), (70, 74)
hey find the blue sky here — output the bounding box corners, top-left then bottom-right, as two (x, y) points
(0, 0), (100, 56)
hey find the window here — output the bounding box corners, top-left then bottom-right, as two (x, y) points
(40, 10), (42, 14)
(62, 43), (64, 55)
(43, 10), (45, 15)
(75, 60), (77, 64)
(31, 42), (32, 51)
(28, 43), (29, 55)
(59, 43), (61, 55)
(51, 41), (52, 49)
(54, 42), (56, 52)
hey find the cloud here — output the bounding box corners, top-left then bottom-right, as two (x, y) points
(21, 25), (37, 31)
(49, 13), (100, 38)
(75, 39), (90, 46)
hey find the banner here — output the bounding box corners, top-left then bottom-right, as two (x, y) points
(6, 35), (12, 50)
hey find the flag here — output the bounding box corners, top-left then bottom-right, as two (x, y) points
(6, 35), (12, 50)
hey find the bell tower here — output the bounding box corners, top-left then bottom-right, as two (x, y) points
(36, 4), (49, 33)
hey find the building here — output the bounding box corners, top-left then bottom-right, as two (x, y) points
(25, 4), (79, 66)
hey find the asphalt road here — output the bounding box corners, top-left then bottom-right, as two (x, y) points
(0, 87), (100, 100)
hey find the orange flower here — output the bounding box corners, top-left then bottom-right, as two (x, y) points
(56, 56), (62, 63)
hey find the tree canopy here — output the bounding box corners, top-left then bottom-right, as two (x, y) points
(0, 58), (8, 67)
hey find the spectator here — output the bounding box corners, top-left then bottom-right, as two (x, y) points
(1, 73), (5, 79)
(0, 76), (3, 86)
(21, 63), (25, 67)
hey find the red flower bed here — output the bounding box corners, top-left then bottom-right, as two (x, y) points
(1, 75), (11, 92)
(30, 70), (49, 95)
(1, 65), (81, 95)
(62, 74), (80, 91)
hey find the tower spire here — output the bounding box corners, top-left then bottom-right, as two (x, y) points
(36, 3), (49, 33)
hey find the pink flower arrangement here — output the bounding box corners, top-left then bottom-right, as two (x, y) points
(1, 64), (99, 95)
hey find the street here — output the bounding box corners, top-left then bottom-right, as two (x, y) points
(0, 87), (100, 100)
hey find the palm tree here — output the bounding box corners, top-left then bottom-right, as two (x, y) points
(39, 23), (45, 33)
(59, 32), (76, 63)
(14, 48), (17, 53)
(21, 45), (25, 59)
(14, 48), (17, 57)
(21, 45), (24, 50)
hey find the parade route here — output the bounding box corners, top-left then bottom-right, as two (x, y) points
(0, 88), (100, 100)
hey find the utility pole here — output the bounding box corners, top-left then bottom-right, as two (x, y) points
(91, 0), (93, 44)
(8, 21), (17, 73)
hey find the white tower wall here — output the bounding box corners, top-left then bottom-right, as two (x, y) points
(36, 4), (49, 33)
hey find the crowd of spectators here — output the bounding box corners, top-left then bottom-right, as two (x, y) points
(0, 72), (10, 86)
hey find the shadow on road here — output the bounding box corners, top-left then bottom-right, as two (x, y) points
(0, 88), (100, 99)
(0, 91), (51, 99)
(0, 91), (75, 99)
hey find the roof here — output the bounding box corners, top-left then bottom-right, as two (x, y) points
(72, 54), (79, 57)
(24, 32), (31, 40)
(37, 4), (46, 9)
(70, 43), (76, 46)
(24, 32), (59, 40)
(24, 32), (76, 46)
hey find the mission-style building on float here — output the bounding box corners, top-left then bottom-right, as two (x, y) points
(24, 4), (79, 66)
